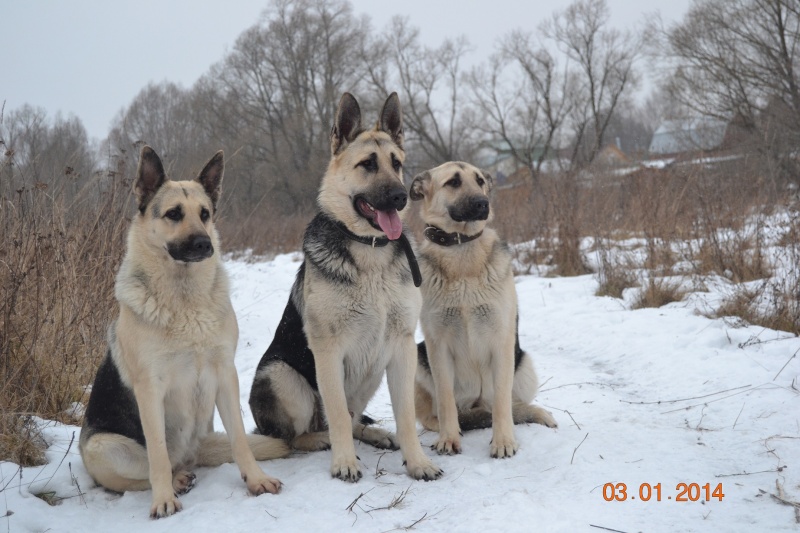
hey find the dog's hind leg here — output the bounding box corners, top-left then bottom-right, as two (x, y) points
(352, 421), (398, 450)
(82, 433), (151, 492)
(82, 433), (200, 496)
(414, 380), (440, 432)
(511, 352), (540, 404)
(512, 403), (557, 428)
(349, 374), (398, 450)
(510, 352), (557, 428)
(251, 362), (329, 454)
(292, 431), (331, 451)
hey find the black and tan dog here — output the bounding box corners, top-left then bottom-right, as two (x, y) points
(249, 93), (442, 483)
(80, 146), (288, 518)
(410, 161), (557, 459)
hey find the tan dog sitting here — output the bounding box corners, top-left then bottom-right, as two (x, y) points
(410, 161), (557, 459)
(80, 146), (287, 518)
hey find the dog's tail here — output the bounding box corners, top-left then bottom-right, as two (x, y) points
(457, 403), (558, 431)
(197, 432), (290, 467)
(458, 409), (494, 431)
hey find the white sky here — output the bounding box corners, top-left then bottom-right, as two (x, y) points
(1, 0), (692, 141)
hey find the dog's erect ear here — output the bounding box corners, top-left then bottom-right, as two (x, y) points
(331, 93), (362, 155)
(480, 169), (495, 193)
(196, 151), (224, 210)
(379, 92), (403, 149)
(410, 171), (431, 201)
(135, 146), (167, 214)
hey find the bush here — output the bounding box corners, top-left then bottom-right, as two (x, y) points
(0, 168), (130, 465)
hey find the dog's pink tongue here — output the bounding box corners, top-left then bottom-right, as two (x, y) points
(375, 209), (403, 240)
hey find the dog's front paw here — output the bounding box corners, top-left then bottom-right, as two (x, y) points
(150, 494), (182, 519)
(405, 456), (443, 481)
(172, 471), (196, 495)
(330, 456), (362, 482)
(244, 472), (282, 495)
(432, 435), (461, 455)
(490, 435), (519, 459)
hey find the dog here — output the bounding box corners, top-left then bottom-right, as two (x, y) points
(79, 146), (288, 518)
(409, 161), (557, 459)
(249, 92), (442, 483)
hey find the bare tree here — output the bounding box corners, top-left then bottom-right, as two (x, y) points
(468, 31), (575, 177)
(1, 105), (95, 197)
(662, 0), (800, 182)
(200, 0), (372, 212)
(543, 0), (640, 168)
(106, 81), (209, 180)
(1, 105), (49, 186)
(364, 16), (478, 170)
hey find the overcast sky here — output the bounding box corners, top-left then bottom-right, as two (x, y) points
(2, 0), (693, 141)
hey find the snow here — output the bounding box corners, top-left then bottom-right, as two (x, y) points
(2, 252), (799, 532)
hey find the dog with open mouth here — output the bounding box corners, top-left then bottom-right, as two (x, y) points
(248, 92), (440, 482)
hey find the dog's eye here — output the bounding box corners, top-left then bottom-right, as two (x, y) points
(445, 176), (461, 188)
(476, 177), (485, 187)
(165, 208), (183, 221)
(391, 155), (402, 172)
(357, 155), (378, 172)
(200, 208), (210, 222)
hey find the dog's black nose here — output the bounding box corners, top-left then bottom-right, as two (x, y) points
(192, 235), (212, 254)
(472, 198), (489, 217)
(450, 196), (490, 221)
(390, 189), (407, 210)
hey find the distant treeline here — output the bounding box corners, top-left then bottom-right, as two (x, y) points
(3, 0), (800, 233)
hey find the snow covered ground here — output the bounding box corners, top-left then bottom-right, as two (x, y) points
(2, 252), (799, 532)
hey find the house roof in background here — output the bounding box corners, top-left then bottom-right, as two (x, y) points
(648, 117), (728, 155)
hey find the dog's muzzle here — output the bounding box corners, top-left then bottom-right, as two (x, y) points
(448, 196), (490, 222)
(359, 185), (408, 213)
(167, 234), (214, 262)
(354, 184), (408, 240)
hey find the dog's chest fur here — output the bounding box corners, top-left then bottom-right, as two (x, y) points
(158, 349), (219, 465)
(300, 213), (419, 394)
(115, 249), (229, 338)
(418, 233), (517, 407)
(419, 235), (514, 340)
(111, 249), (236, 466)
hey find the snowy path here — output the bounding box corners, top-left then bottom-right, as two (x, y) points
(2, 254), (799, 532)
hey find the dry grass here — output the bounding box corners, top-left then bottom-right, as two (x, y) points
(631, 277), (686, 309)
(692, 237), (771, 282)
(487, 161), (796, 328)
(493, 173), (591, 276)
(1, 168), (131, 465)
(713, 279), (800, 336)
(596, 271), (638, 299)
(595, 248), (639, 299)
(219, 209), (309, 256)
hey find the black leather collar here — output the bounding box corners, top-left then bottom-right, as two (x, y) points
(424, 225), (483, 246)
(333, 221), (389, 247)
(332, 221), (422, 287)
